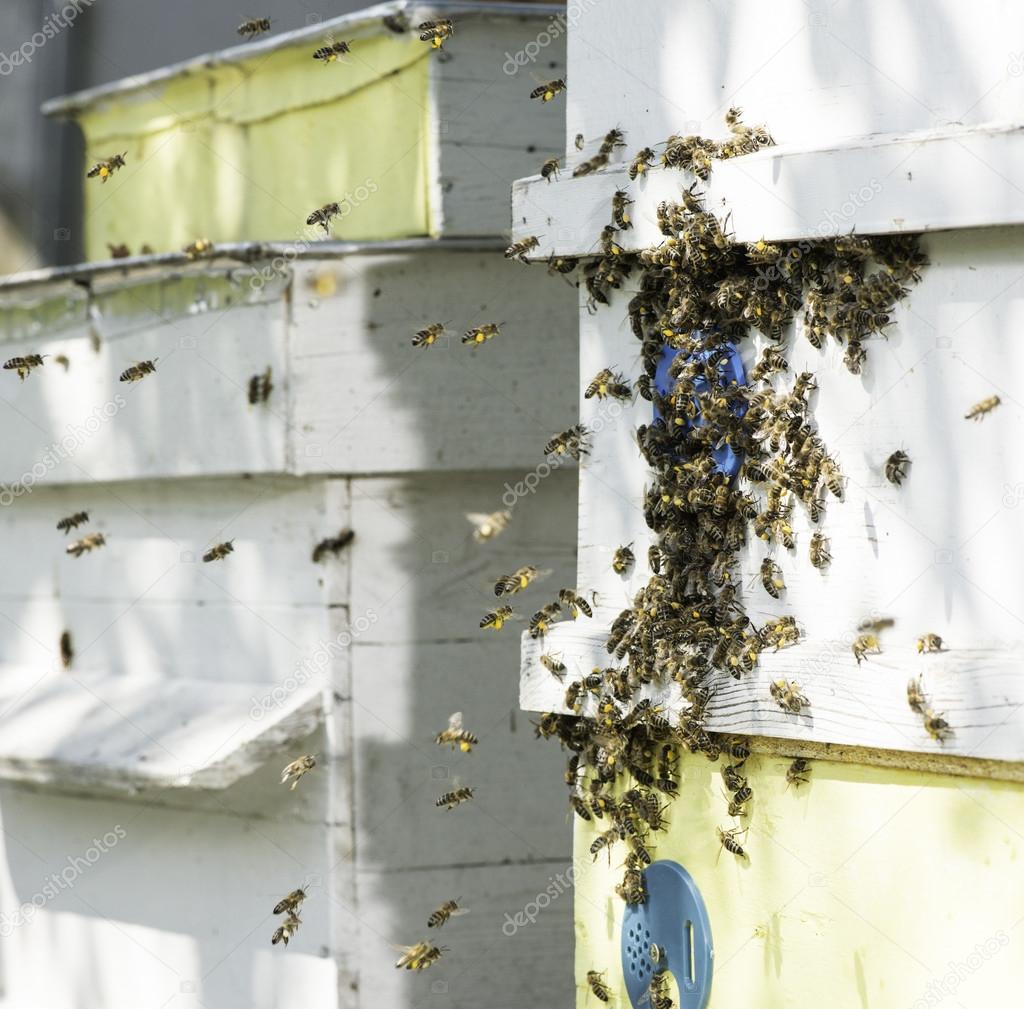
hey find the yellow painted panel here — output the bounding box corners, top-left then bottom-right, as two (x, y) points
(77, 38), (431, 259)
(574, 753), (1024, 1008)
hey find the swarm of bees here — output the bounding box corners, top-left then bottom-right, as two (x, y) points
(87, 153), (127, 182)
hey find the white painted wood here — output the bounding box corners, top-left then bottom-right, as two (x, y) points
(0, 669), (321, 793)
(512, 123), (1024, 257)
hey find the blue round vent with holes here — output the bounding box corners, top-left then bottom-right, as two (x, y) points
(621, 860), (713, 1009)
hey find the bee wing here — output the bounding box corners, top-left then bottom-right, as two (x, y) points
(447, 711), (464, 732)
(530, 568), (554, 585)
(448, 906), (470, 919)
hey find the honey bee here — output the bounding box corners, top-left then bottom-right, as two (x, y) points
(66, 533), (106, 557)
(56, 511), (89, 534)
(382, 12), (410, 33)
(586, 969), (611, 1002)
(758, 557), (785, 598)
(3, 354), (46, 380)
(907, 675), (927, 714)
(884, 449), (910, 486)
(717, 825), (748, 859)
(465, 509), (511, 543)
(505, 236), (540, 263)
(418, 18), (454, 48)
(808, 531), (831, 569)
(281, 754), (316, 790)
(203, 541), (235, 563)
(237, 17), (272, 38)
(412, 323), (446, 348)
(727, 784), (752, 817)
(858, 616), (895, 633)
(87, 152), (127, 182)
(923, 709), (952, 742)
(770, 679), (809, 714)
(541, 157), (561, 182)
(60, 630), (73, 669)
(648, 971), (673, 1009)
(182, 238), (213, 259)
(540, 653), (566, 680)
(311, 528), (354, 563)
(628, 147), (655, 180)
(917, 632), (944, 654)
(119, 359), (157, 383)
(544, 424), (590, 460)
(427, 898), (468, 929)
(531, 79), (566, 102)
(393, 940), (447, 969)
(964, 395), (1000, 421)
(585, 368), (632, 401)
(435, 786), (474, 810)
(107, 242), (131, 259)
(248, 366), (273, 404)
(480, 605), (516, 631)
(547, 254), (578, 276)
(612, 544), (635, 575)
(559, 588), (593, 619)
(529, 601), (562, 638)
(272, 911), (301, 946)
(273, 887), (307, 916)
(570, 794), (592, 820)
(785, 757), (811, 788)
(462, 322), (501, 346)
(306, 202), (341, 233)
(612, 190), (633, 230)
(494, 565), (550, 596)
(313, 40), (352, 62)
(851, 633), (881, 664)
(722, 765), (747, 791)
(54, 354), (70, 370)
(435, 711), (479, 752)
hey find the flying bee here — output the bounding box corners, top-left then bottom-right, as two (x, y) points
(382, 12), (410, 33)
(462, 322), (501, 346)
(66, 532), (106, 557)
(611, 190), (633, 230)
(418, 18), (454, 48)
(540, 653), (566, 680)
(964, 395), (1000, 420)
(717, 825), (747, 859)
(758, 557), (785, 598)
(544, 424), (590, 460)
(480, 605), (515, 631)
(311, 528), (354, 563)
(86, 152), (127, 182)
(574, 133), (585, 150)
(119, 359), (157, 383)
(505, 236), (540, 263)
(272, 911), (301, 946)
(786, 757), (811, 788)
(54, 354), (70, 370)
(427, 898), (468, 929)
(412, 322), (446, 348)
(612, 544), (635, 575)
(281, 754), (316, 790)
(858, 616), (895, 633)
(60, 630), (73, 669)
(809, 531), (831, 569)
(313, 40), (352, 62)
(923, 709), (952, 743)
(57, 511), (89, 534)
(182, 237), (213, 259)
(917, 632), (944, 654)
(273, 888), (307, 916)
(435, 711), (479, 752)
(907, 675), (927, 714)
(3, 354), (46, 380)
(585, 367), (632, 401)
(393, 941), (447, 969)
(306, 202), (341, 233)
(884, 449), (911, 486)
(531, 78), (566, 102)
(586, 969), (611, 1002)
(559, 588), (593, 619)
(541, 157), (561, 182)
(237, 16), (272, 38)
(530, 601), (562, 638)
(770, 679), (809, 714)
(435, 786), (474, 810)
(851, 633), (881, 664)
(494, 565), (550, 596)
(248, 366), (273, 404)
(466, 509), (511, 543)
(203, 540), (234, 562)
(628, 147), (655, 180)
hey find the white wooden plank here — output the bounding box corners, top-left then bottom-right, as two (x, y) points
(288, 251), (579, 474)
(513, 123), (1024, 257)
(0, 670), (321, 793)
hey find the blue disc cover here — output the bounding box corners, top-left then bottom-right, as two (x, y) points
(621, 860), (714, 1008)
(653, 339), (747, 479)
